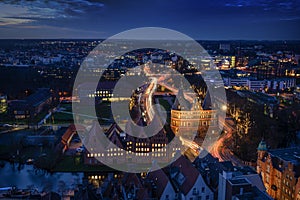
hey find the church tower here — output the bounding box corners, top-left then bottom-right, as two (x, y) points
(257, 138), (268, 160)
(256, 138), (268, 174)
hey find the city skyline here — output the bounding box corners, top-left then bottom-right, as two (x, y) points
(0, 0), (299, 40)
(0, 38), (299, 199)
(0, 2), (300, 198)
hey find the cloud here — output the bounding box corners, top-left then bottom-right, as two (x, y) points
(0, 0), (107, 38)
(0, 17), (34, 26)
(0, 0), (105, 21)
(0, 0), (299, 39)
(224, 0), (300, 11)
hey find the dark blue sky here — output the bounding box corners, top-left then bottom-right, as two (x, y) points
(0, 0), (299, 40)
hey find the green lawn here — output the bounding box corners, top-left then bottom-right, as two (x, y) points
(158, 98), (172, 112)
(32, 111), (49, 123)
(0, 113), (18, 124)
(56, 102), (113, 124)
(53, 112), (74, 122)
(95, 103), (112, 118)
(53, 156), (114, 172)
(60, 103), (72, 112)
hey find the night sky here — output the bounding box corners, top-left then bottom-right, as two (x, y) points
(0, 0), (299, 40)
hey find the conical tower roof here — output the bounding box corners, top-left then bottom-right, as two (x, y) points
(257, 138), (268, 151)
(202, 91), (212, 110)
(172, 87), (191, 110)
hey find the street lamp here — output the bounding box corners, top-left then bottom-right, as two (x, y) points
(221, 105), (227, 111)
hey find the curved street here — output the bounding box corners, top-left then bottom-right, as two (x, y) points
(210, 119), (244, 166)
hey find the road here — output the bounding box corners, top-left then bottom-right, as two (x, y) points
(158, 81), (194, 102)
(0, 126), (27, 134)
(143, 65), (194, 103)
(179, 136), (202, 156)
(210, 119), (244, 166)
(143, 77), (157, 123)
(210, 130), (231, 162)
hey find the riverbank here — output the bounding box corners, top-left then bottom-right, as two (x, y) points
(0, 160), (83, 192)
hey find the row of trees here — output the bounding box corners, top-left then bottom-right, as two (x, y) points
(226, 92), (300, 161)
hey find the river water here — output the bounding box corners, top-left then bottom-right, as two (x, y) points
(0, 161), (83, 192)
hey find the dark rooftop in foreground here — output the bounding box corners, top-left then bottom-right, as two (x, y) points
(229, 178), (249, 185)
(234, 186), (273, 200)
(269, 147), (300, 165)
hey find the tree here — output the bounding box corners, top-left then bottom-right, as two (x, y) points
(57, 180), (67, 198)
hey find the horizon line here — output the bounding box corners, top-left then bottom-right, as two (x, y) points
(0, 38), (300, 42)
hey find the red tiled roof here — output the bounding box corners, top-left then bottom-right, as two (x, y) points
(61, 124), (86, 144)
(171, 156), (200, 195)
(136, 188), (149, 200)
(123, 173), (143, 188)
(147, 168), (169, 198)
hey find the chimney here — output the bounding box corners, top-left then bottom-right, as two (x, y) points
(239, 188), (243, 195)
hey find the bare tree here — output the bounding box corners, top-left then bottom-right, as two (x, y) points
(57, 180), (67, 198)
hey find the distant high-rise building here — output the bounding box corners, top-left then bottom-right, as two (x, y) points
(0, 94), (7, 113)
(213, 55), (236, 69)
(231, 56), (236, 68)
